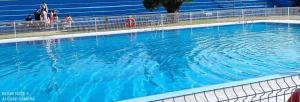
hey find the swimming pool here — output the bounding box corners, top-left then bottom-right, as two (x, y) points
(0, 22), (300, 102)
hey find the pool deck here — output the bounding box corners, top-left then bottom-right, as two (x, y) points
(1, 19), (300, 44)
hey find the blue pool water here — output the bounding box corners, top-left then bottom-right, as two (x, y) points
(1, 23), (300, 102)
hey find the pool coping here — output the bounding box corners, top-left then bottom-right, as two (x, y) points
(0, 20), (286, 44)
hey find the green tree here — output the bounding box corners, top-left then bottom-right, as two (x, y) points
(143, 0), (191, 13)
(143, 0), (160, 12)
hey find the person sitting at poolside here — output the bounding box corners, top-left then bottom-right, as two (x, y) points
(53, 10), (58, 18)
(33, 9), (42, 29)
(62, 15), (73, 31)
(66, 15), (73, 26)
(49, 10), (57, 28)
(25, 15), (33, 27)
(34, 9), (41, 21)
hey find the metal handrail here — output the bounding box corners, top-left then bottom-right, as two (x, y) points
(149, 74), (300, 102)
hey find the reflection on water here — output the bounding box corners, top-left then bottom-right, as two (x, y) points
(45, 39), (59, 72)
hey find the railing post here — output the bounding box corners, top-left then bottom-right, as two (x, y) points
(264, 8), (267, 18)
(95, 17), (97, 32)
(288, 7), (290, 20)
(56, 17), (59, 32)
(13, 21), (16, 37)
(189, 12), (192, 25)
(160, 14), (164, 26)
(217, 11), (219, 23)
(242, 9), (244, 23)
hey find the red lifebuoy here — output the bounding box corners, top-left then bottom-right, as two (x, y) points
(288, 89), (300, 102)
(125, 18), (136, 28)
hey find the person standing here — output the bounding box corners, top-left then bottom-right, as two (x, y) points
(40, 1), (48, 13)
(40, 9), (48, 21)
(40, 9), (49, 28)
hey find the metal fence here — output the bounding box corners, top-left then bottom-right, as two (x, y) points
(0, 7), (300, 39)
(150, 74), (300, 102)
